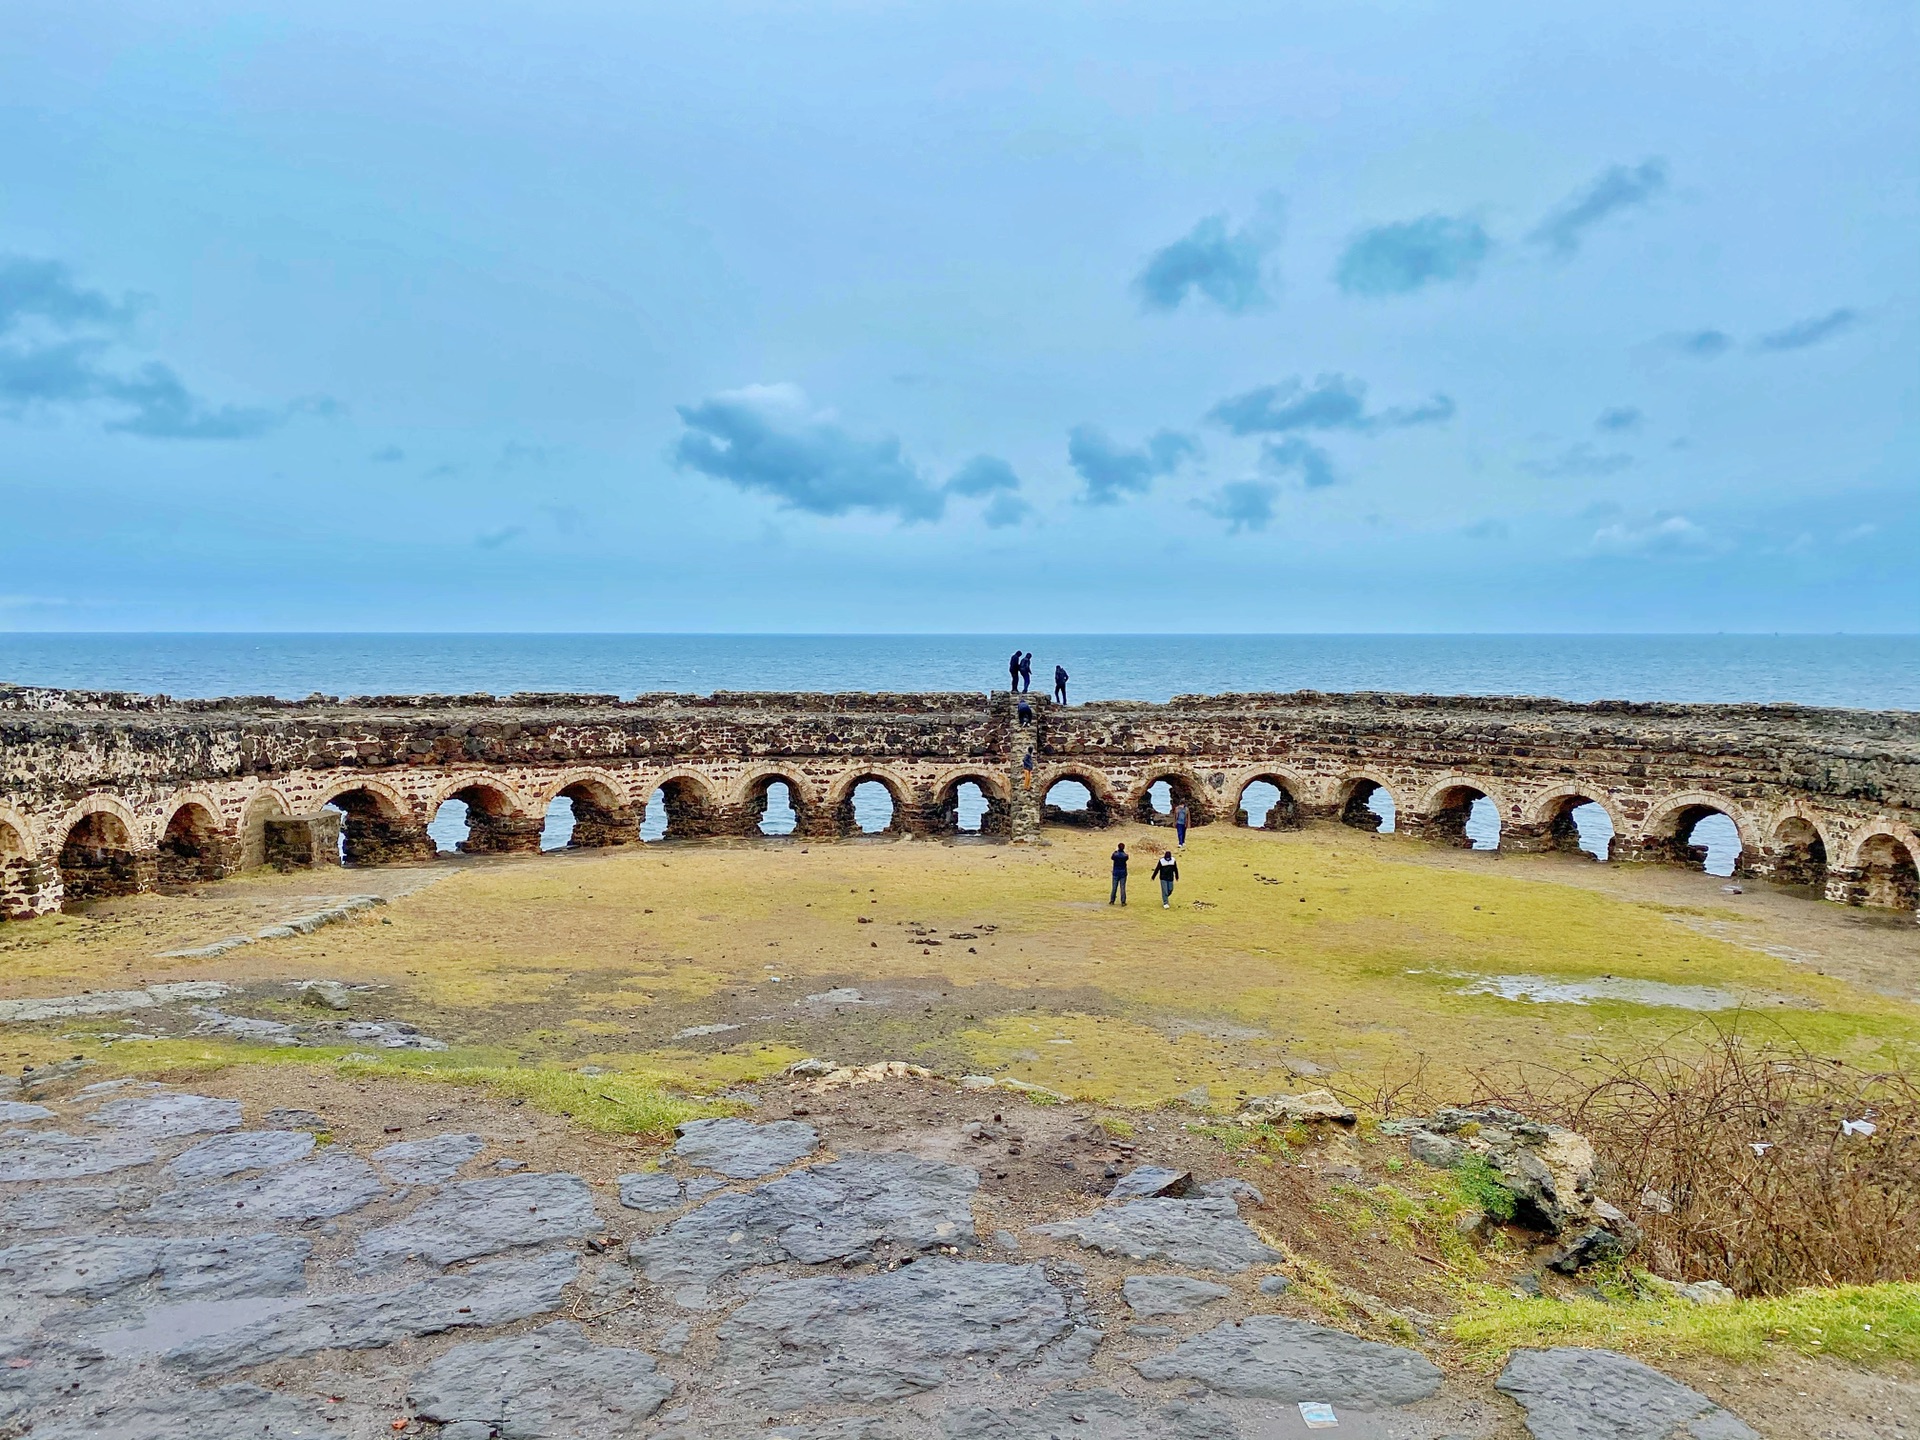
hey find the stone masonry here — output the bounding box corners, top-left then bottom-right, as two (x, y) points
(1, 684), (1915, 920)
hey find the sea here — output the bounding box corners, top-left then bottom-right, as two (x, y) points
(6, 633), (1911, 873)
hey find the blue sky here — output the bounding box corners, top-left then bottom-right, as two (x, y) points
(1, 1), (1913, 632)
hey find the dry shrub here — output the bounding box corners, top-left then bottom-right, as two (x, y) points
(1471, 1020), (1920, 1295)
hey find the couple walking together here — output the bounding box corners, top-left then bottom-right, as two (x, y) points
(1007, 650), (1068, 704)
(1109, 841), (1180, 909)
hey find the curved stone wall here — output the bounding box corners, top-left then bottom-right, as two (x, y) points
(2, 685), (1915, 920)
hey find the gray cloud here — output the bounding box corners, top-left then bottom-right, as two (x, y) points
(1595, 406), (1643, 432)
(1260, 436), (1338, 489)
(1754, 308), (1861, 352)
(1462, 518), (1509, 540)
(1664, 329), (1733, 359)
(1530, 159), (1668, 257)
(1335, 215), (1492, 296)
(1208, 373), (1454, 436)
(982, 492), (1033, 528)
(0, 257), (137, 335)
(944, 454), (1021, 497)
(371, 444), (406, 462)
(0, 252), (323, 440)
(674, 383), (946, 523)
(475, 525), (528, 549)
(1521, 442), (1634, 480)
(1198, 480), (1279, 532)
(1134, 205), (1280, 314)
(1590, 513), (1717, 556)
(1068, 424), (1197, 504)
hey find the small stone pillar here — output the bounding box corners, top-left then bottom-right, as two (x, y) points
(265, 814), (343, 870)
(341, 814), (437, 867)
(459, 810), (544, 855)
(565, 798), (640, 848)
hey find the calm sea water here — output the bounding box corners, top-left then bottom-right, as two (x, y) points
(1, 633), (1914, 708)
(10, 633), (1893, 873)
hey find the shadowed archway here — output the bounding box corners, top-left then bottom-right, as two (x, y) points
(58, 809), (151, 901)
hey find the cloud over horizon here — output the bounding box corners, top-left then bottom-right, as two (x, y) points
(1134, 202), (1281, 314)
(1335, 215), (1492, 296)
(1067, 424), (1197, 504)
(1198, 480), (1280, 532)
(1754, 308), (1861, 352)
(674, 383), (948, 522)
(1530, 159), (1669, 257)
(1207, 374), (1455, 436)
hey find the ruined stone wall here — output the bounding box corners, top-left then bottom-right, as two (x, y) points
(1, 685), (1915, 919)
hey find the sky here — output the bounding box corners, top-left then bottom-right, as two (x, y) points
(0, 0), (1914, 633)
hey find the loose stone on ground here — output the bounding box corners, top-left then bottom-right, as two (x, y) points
(372, 1131), (485, 1183)
(673, 1116), (820, 1178)
(1031, 1197), (1278, 1272)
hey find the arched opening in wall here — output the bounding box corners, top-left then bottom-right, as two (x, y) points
(544, 780), (633, 850)
(1653, 804), (1745, 877)
(57, 811), (144, 901)
(1423, 785), (1499, 851)
(643, 777), (716, 842)
(932, 775), (1002, 836)
(844, 779), (899, 836)
(1769, 818), (1828, 890)
(325, 787), (430, 868)
(1237, 777), (1300, 830)
(752, 777), (803, 837)
(158, 803), (226, 887)
(1136, 774), (1203, 828)
(1856, 834), (1919, 912)
(430, 784), (537, 856)
(1338, 779), (1396, 834)
(1042, 776), (1111, 828)
(1535, 796), (1614, 861)
(955, 782), (988, 833)
(0, 820), (42, 920)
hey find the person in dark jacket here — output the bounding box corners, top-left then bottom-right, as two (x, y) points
(1018, 652), (1033, 693)
(1152, 849), (1179, 908)
(1016, 696), (1034, 726)
(1109, 842), (1128, 905)
(1008, 649), (1022, 692)
(1053, 664), (1068, 705)
(1174, 802), (1189, 849)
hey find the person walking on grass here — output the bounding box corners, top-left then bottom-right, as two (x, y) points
(1152, 848), (1179, 908)
(1053, 664), (1068, 705)
(1174, 801), (1189, 849)
(1019, 651), (1033, 693)
(1109, 841), (1129, 905)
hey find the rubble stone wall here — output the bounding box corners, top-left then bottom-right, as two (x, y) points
(2, 685), (1915, 919)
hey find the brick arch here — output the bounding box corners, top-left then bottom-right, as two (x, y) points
(930, 766), (1010, 805)
(536, 768), (641, 849)
(928, 768), (1011, 836)
(824, 764), (919, 814)
(1037, 764), (1119, 829)
(158, 792), (234, 885)
(533, 767), (633, 812)
(314, 776), (415, 820)
(634, 767), (725, 840)
(54, 795), (149, 901)
(1837, 821), (1920, 873)
(1638, 791), (1758, 851)
(1411, 773), (1515, 819)
(733, 767), (818, 812)
(0, 804), (40, 859)
(1332, 772), (1401, 832)
(1521, 784), (1627, 834)
(57, 793), (144, 847)
(317, 777), (434, 867)
(427, 773), (536, 818)
(1126, 766), (1217, 826)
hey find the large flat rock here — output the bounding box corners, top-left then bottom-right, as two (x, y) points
(373, 1132), (485, 1184)
(713, 1259), (1074, 1409)
(166, 1130), (314, 1181)
(0, 1130), (157, 1182)
(1031, 1197), (1277, 1273)
(1134, 1315), (1442, 1406)
(22, 1379), (345, 1440)
(89, 1094), (242, 1139)
(632, 1151), (977, 1290)
(1122, 1273), (1232, 1316)
(0, 1186), (134, 1232)
(136, 1152), (383, 1225)
(674, 1117), (819, 1178)
(1496, 1348), (1760, 1440)
(409, 1320), (675, 1438)
(164, 1249), (578, 1375)
(349, 1172), (597, 1270)
(943, 1388), (1238, 1439)
(0, 1233), (310, 1301)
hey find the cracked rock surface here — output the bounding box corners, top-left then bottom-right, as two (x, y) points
(1031, 1197), (1278, 1272)
(408, 1320), (676, 1438)
(674, 1116), (820, 1177)
(1134, 1315), (1444, 1405)
(1496, 1348), (1762, 1440)
(348, 1172), (598, 1270)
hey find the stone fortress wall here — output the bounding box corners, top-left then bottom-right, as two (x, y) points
(1, 684), (1916, 921)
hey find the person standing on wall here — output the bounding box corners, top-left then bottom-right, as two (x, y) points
(1109, 841), (1128, 905)
(1019, 652), (1033, 693)
(1008, 649), (1022, 693)
(1152, 849), (1179, 908)
(1053, 664), (1068, 705)
(1174, 801), (1189, 849)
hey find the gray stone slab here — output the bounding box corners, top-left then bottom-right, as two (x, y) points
(409, 1320), (675, 1438)
(713, 1259), (1073, 1409)
(1110, 1165), (1192, 1199)
(1031, 1198), (1278, 1273)
(136, 1152), (383, 1224)
(167, 1130), (315, 1181)
(0, 1233), (309, 1301)
(0, 1184), (132, 1232)
(944, 1389), (1238, 1439)
(0, 1130), (157, 1182)
(674, 1117), (819, 1178)
(1496, 1347), (1761, 1440)
(1197, 1177), (1264, 1205)
(348, 1172), (596, 1270)
(0, 1102), (53, 1123)
(164, 1249), (579, 1375)
(89, 1094), (243, 1139)
(1122, 1273), (1232, 1316)
(22, 1379), (344, 1440)
(633, 1151), (977, 1290)
(373, 1131), (484, 1184)
(616, 1170), (685, 1211)
(1134, 1315), (1442, 1406)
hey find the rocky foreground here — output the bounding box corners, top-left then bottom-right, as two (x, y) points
(0, 1071), (1762, 1440)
